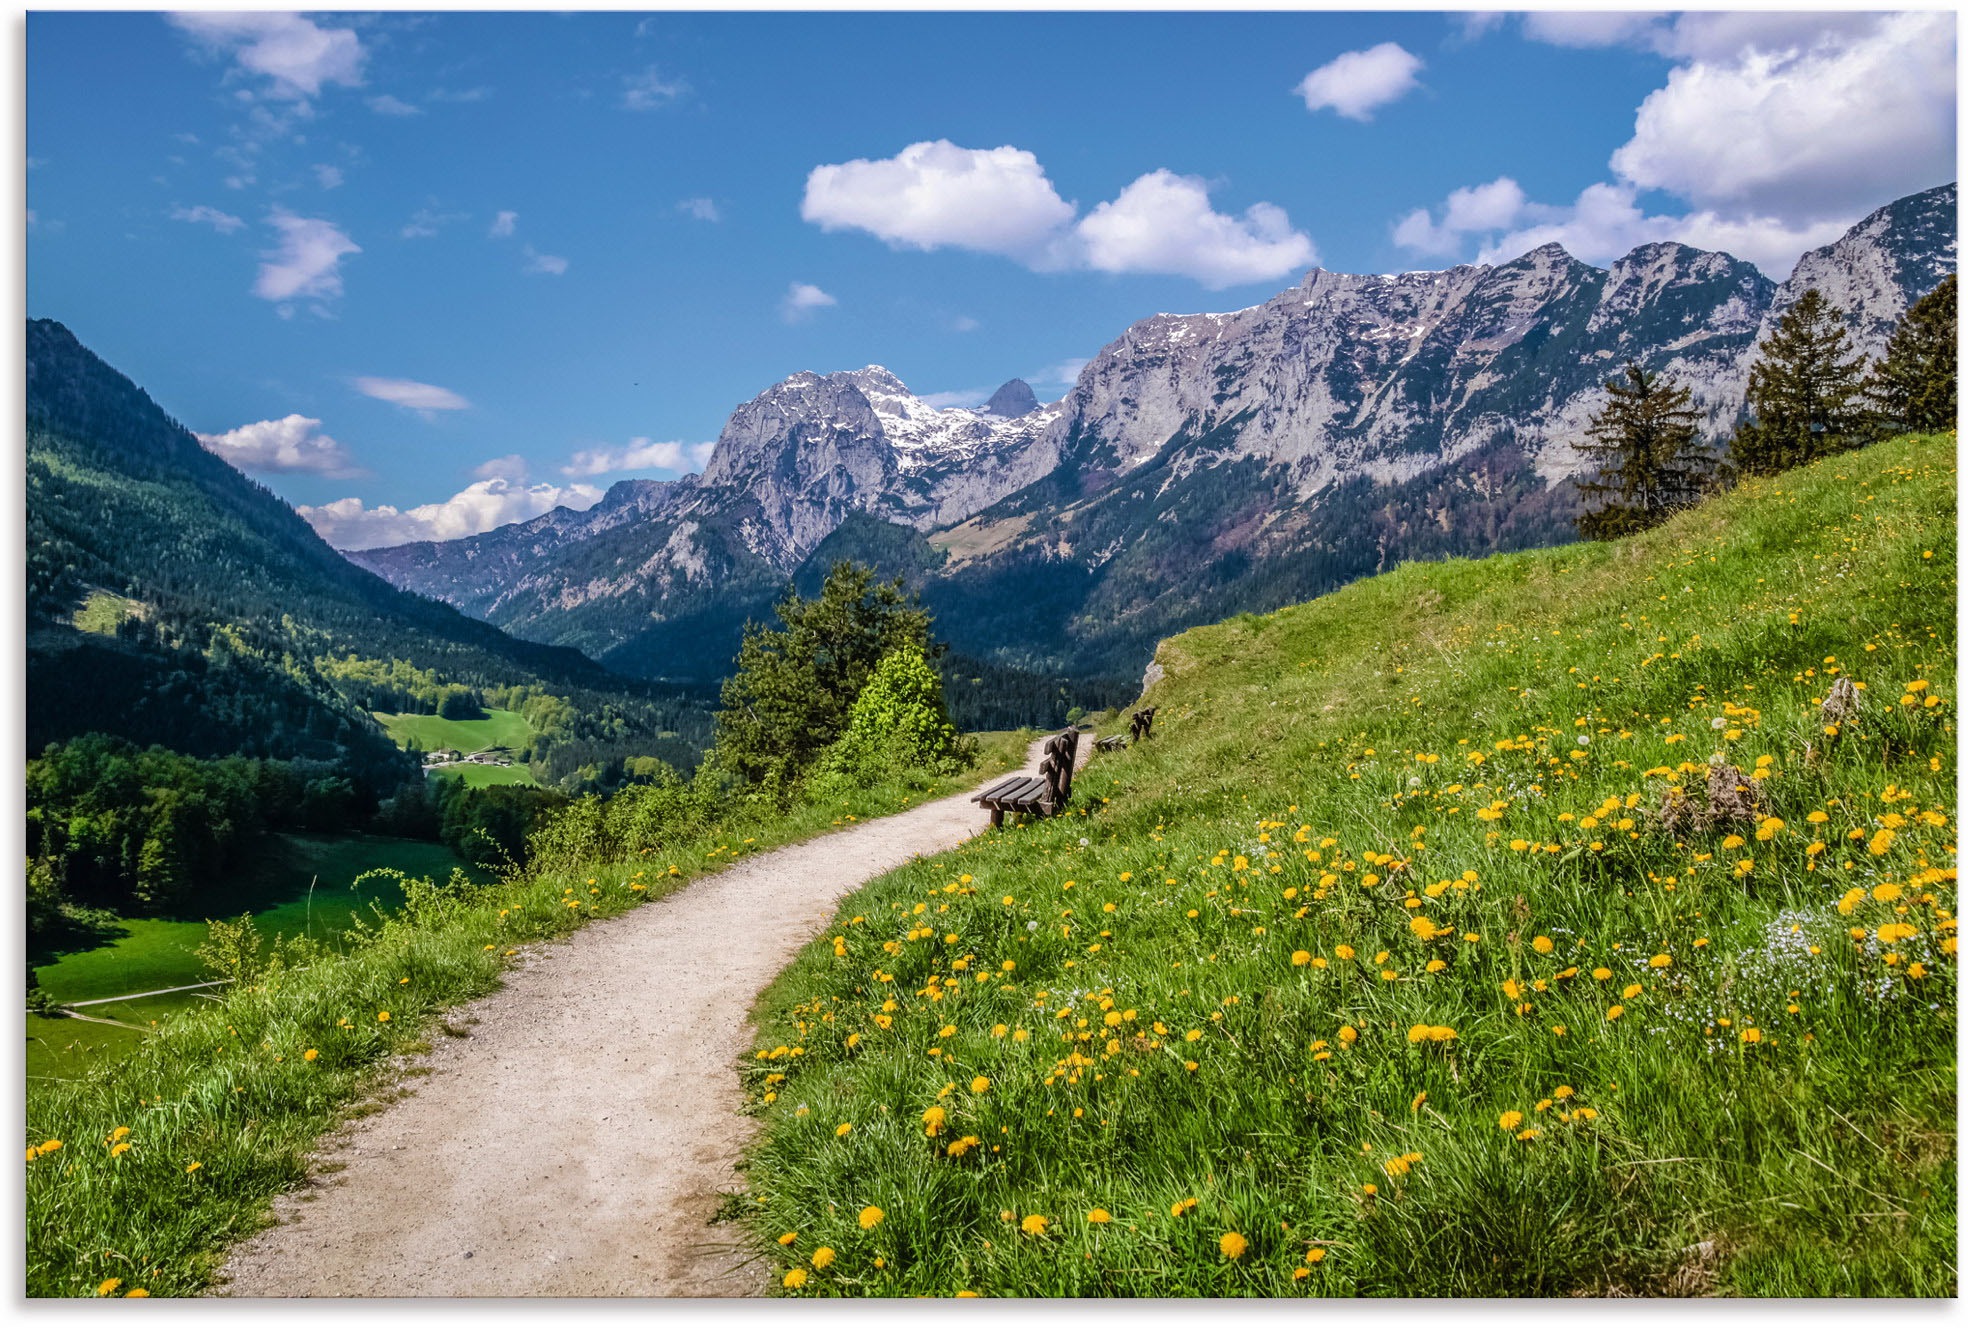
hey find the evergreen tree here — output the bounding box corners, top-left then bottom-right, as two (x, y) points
(1574, 363), (1710, 541)
(712, 562), (938, 788)
(1865, 274), (1957, 436)
(1730, 288), (1868, 476)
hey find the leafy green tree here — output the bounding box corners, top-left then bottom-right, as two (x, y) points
(1573, 363), (1712, 540)
(1865, 274), (1957, 436)
(713, 562), (939, 788)
(815, 642), (969, 782)
(1730, 288), (1868, 476)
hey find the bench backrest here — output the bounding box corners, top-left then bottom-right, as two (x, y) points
(1040, 727), (1079, 807)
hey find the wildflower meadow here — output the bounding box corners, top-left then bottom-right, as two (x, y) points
(741, 431), (1957, 1297)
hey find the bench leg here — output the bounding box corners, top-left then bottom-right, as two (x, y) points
(990, 807), (1003, 829)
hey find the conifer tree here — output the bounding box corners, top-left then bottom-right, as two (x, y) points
(1729, 288), (1867, 476)
(1574, 362), (1709, 541)
(1865, 274), (1957, 436)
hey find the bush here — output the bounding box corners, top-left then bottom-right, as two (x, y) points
(813, 643), (970, 787)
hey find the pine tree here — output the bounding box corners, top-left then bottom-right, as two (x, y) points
(1574, 363), (1710, 541)
(1865, 274), (1957, 436)
(1730, 288), (1868, 476)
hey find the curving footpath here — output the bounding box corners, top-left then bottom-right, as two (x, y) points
(214, 735), (1085, 1298)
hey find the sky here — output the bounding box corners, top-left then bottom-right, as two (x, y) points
(24, 8), (1958, 550)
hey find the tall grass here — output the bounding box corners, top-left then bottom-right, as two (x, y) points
(741, 434), (1957, 1297)
(24, 731), (1032, 1297)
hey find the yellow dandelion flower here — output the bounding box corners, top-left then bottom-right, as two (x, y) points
(110, 1142), (132, 1158)
(1532, 935), (1555, 954)
(97, 1279), (122, 1297)
(859, 1206), (885, 1230)
(971, 1076), (990, 1094)
(1648, 953), (1671, 968)
(1606, 1004), (1625, 1021)
(1305, 1247), (1327, 1265)
(1087, 1208), (1113, 1224)
(377, 1011), (391, 1022)
(1291, 950), (1312, 966)
(1020, 1214), (1050, 1236)
(777, 1232), (798, 1246)
(783, 1268), (808, 1289)
(811, 1247), (835, 1270)
(303, 1049), (319, 1062)
(1498, 1110), (1524, 1131)
(186, 1162), (202, 1173)
(125, 1289), (149, 1298)
(1171, 1197), (1198, 1218)
(1219, 1231), (1248, 1260)
(835, 1123), (852, 1138)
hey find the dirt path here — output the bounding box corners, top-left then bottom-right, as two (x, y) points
(214, 736), (1084, 1298)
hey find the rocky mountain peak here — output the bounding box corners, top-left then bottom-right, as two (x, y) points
(983, 378), (1040, 418)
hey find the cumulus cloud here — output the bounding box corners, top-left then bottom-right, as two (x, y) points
(353, 377), (470, 411)
(1520, 12), (1666, 49)
(488, 209), (517, 238)
(299, 477), (603, 551)
(1293, 42), (1424, 120)
(917, 389), (992, 410)
(196, 414), (361, 477)
(1610, 11), (1956, 223)
(473, 454), (530, 481)
(367, 93), (421, 116)
(1075, 170), (1318, 289)
(1396, 12), (1956, 278)
(559, 438), (716, 478)
(169, 12), (364, 103)
(622, 66), (687, 110)
(781, 282), (837, 323)
(254, 209), (359, 303)
(802, 140), (1316, 288)
(1030, 357), (1090, 389)
(803, 140), (1076, 263)
(522, 245), (568, 276)
(171, 203), (246, 234)
(313, 164), (343, 190)
(677, 197), (720, 222)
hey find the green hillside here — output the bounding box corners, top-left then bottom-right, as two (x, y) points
(25, 319), (709, 786)
(742, 432), (1958, 1297)
(374, 709), (535, 758)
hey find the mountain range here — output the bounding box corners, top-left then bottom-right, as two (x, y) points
(340, 182), (1952, 702)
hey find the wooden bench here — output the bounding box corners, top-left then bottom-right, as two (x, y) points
(972, 727), (1080, 828)
(1093, 735), (1128, 753)
(1129, 707), (1157, 742)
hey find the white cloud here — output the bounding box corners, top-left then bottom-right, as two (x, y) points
(949, 315), (980, 333)
(1075, 170), (1317, 289)
(300, 477), (604, 551)
(1610, 11), (1956, 223)
(677, 197), (720, 222)
(1399, 11), (1956, 279)
(1030, 357), (1090, 388)
(781, 282), (837, 323)
(802, 140), (1076, 262)
(367, 93), (421, 117)
(401, 206), (467, 239)
(169, 12), (364, 103)
(559, 438), (715, 478)
(622, 66), (687, 111)
(488, 209), (517, 238)
(353, 376), (469, 411)
(473, 454), (530, 481)
(1393, 176), (1529, 257)
(254, 209), (359, 303)
(522, 245), (569, 276)
(1520, 12), (1667, 49)
(171, 203), (246, 234)
(196, 414), (361, 477)
(313, 164), (343, 190)
(1293, 42), (1423, 121)
(803, 140), (1316, 288)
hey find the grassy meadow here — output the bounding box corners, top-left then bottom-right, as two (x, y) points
(740, 432), (1958, 1297)
(28, 836), (477, 1083)
(23, 732), (1032, 1297)
(374, 708), (540, 786)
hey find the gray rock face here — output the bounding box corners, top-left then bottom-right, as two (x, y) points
(983, 378), (1040, 418)
(350, 183), (1956, 681)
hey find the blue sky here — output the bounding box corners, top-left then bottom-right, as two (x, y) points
(25, 10), (1956, 549)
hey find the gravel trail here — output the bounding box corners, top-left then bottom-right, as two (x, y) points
(214, 737), (1081, 1298)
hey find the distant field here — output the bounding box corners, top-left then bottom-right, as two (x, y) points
(374, 708), (540, 786)
(374, 707), (534, 755)
(28, 834), (478, 1082)
(433, 763), (541, 789)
